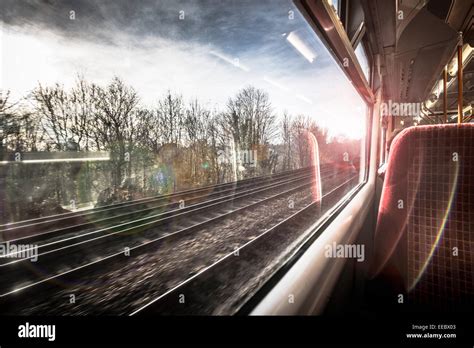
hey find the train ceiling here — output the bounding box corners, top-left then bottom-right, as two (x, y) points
(363, 0), (473, 107)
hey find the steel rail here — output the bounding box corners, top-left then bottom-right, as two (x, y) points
(130, 175), (357, 315)
(2, 168), (320, 248)
(0, 171), (331, 301)
(0, 166), (316, 231)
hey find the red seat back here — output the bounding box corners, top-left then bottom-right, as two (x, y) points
(372, 123), (474, 308)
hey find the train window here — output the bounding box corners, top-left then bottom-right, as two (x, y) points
(355, 41), (370, 83)
(0, 0), (368, 315)
(327, 0), (341, 16)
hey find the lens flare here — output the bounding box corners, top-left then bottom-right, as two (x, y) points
(306, 130), (322, 203)
(408, 160), (460, 291)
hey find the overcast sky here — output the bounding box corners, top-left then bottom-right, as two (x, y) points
(0, 0), (366, 138)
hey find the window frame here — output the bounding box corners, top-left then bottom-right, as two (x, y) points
(294, 0), (374, 104)
(239, 0), (376, 314)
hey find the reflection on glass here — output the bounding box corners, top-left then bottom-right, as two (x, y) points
(355, 41), (370, 82)
(0, 0), (368, 315)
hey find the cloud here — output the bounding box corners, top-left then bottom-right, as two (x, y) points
(0, 0), (367, 139)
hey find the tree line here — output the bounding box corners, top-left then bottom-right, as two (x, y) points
(0, 76), (359, 223)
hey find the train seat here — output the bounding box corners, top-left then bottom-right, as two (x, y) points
(371, 123), (474, 310)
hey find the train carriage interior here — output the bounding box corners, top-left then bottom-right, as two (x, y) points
(0, 0), (473, 344)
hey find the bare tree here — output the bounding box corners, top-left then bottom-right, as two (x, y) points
(0, 90), (24, 154)
(281, 111), (293, 171)
(288, 114), (329, 168)
(156, 90), (185, 146)
(69, 76), (102, 151)
(32, 83), (74, 151)
(222, 86), (277, 177)
(290, 115), (312, 168)
(224, 86), (276, 147)
(93, 77), (140, 187)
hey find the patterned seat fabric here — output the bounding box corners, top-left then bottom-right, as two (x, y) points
(372, 124), (474, 309)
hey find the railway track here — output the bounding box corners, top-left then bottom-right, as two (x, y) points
(0, 168), (318, 250)
(0, 166), (316, 242)
(132, 175), (358, 315)
(0, 164), (355, 315)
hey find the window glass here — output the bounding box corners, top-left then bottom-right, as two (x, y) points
(0, 0), (368, 315)
(327, 0), (341, 15)
(355, 41), (370, 82)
